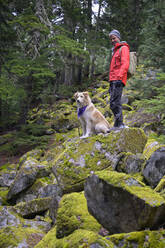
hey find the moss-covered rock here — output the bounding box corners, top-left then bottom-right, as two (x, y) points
(13, 197), (51, 218)
(155, 176), (165, 193)
(0, 164), (16, 187)
(43, 130), (79, 164)
(56, 192), (101, 238)
(85, 170), (165, 234)
(34, 228), (114, 248)
(125, 108), (159, 129)
(15, 178), (60, 203)
(7, 158), (51, 202)
(52, 128), (147, 193)
(0, 206), (23, 228)
(116, 152), (146, 174)
(18, 149), (44, 169)
(50, 101), (79, 133)
(143, 138), (165, 160)
(0, 226), (44, 248)
(0, 187), (8, 205)
(109, 230), (165, 248)
(143, 147), (165, 188)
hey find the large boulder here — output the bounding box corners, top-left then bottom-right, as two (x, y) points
(7, 158), (50, 201)
(52, 128), (147, 193)
(125, 108), (159, 129)
(16, 178), (61, 204)
(84, 170), (165, 234)
(142, 147), (165, 188)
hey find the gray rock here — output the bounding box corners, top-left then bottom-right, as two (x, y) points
(0, 206), (21, 227)
(52, 128), (147, 193)
(84, 171), (165, 234)
(7, 159), (38, 201)
(109, 230), (165, 248)
(142, 147), (165, 188)
(13, 197), (51, 218)
(49, 194), (62, 224)
(116, 153), (146, 174)
(0, 171), (16, 187)
(16, 180), (61, 204)
(7, 158), (51, 201)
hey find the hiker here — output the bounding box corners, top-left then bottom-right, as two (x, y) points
(109, 29), (129, 129)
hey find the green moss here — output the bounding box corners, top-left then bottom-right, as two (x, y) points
(117, 152), (146, 175)
(95, 127), (147, 154)
(0, 226), (44, 248)
(19, 149), (44, 164)
(52, 137), (113, 191)
(0, 187), (9, 205)
(0, 163), (17, 174)
(56, 192), (101, 238)
(51, 128), (147, 192)
(122, 104), (133, 111)
(131, 173), (145, 183)
(13, 197), (51, 217)
(35, 228), (114, 248)
(109, 230), (165, 248)
(143, 138), (164, 160)
(155, 176), (165, 193)
(95, 170), (165, 207)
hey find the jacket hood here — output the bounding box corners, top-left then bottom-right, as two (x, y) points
(114, 41), (129, 50)
(111, 41), (129, 55)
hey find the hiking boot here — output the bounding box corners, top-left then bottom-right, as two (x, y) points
(118, 124), (129, 129)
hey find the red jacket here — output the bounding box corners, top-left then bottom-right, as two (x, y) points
(109, 42), (130, 85)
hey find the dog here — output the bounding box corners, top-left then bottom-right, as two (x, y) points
(74, 91), (110, 138)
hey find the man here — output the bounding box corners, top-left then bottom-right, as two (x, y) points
(109, 29), (129, 129)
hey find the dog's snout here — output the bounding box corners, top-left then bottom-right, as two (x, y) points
(77, 99), (80, 103)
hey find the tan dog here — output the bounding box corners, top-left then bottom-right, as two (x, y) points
(74, 92), (110, 138)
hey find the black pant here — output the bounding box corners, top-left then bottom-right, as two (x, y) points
(109, 80), (124, 127)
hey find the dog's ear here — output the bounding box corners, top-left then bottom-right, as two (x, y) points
(83, 92), (89, 98)
(74, 92), (78, 99)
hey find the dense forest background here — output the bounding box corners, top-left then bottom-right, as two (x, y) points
(0, 0), (164, 133)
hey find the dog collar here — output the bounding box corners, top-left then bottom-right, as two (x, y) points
(78, 105), (87, 118)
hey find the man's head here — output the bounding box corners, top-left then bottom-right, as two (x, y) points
(109, 29), (120, 46)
